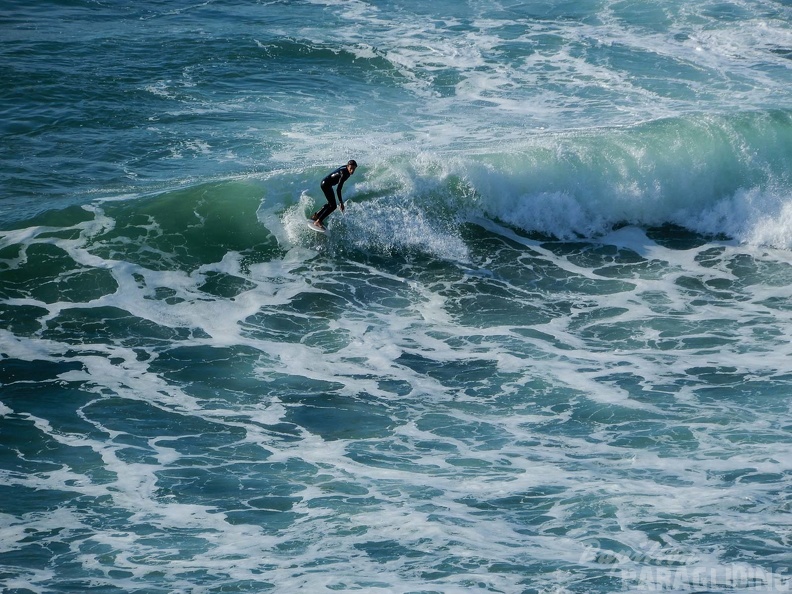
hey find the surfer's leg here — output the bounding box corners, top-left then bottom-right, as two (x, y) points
(317, 203), (336, 225)
(316, 182), (337, 224)
(313, 182), (337, 221)
(314, 201), (336, 222)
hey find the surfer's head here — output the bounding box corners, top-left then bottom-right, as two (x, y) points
(347, 159), (358, 173)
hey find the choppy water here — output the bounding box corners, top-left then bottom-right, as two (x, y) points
(2, 1), (792, 593)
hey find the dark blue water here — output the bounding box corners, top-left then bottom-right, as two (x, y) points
(3, 1), (792, 592)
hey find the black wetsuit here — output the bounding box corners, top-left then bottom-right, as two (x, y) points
(313, 165), (352, 225)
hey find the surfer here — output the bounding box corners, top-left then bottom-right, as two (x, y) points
(311, 159), (357, 230)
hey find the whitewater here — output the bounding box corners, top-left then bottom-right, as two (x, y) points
(2, 1), (792, 593)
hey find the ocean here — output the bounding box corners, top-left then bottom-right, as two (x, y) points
(2, 1), (792, 592)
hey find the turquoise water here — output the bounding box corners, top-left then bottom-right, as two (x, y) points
(3, 1), (792, 593)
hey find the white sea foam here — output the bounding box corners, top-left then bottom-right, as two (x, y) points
(4, 1), (792, 592)
(4, 218), (792, 592)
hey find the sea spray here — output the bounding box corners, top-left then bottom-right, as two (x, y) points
(5, 2), (792, 593)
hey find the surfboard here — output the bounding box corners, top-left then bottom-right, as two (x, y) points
(306, 219), (326, 233)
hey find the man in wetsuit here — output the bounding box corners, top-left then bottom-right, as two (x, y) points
(311, 159), (358, 230)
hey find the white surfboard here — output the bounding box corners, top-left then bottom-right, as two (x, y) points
(306, 219), (326, 233)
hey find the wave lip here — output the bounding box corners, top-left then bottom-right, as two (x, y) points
(456, 111), (792, 247)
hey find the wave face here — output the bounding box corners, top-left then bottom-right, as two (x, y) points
(464, 110), (792, 245)
(3, 1), (792, 593)
(277, 110), (792, 250)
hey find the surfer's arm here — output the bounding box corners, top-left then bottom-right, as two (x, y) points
(336, 178), (345, 209)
